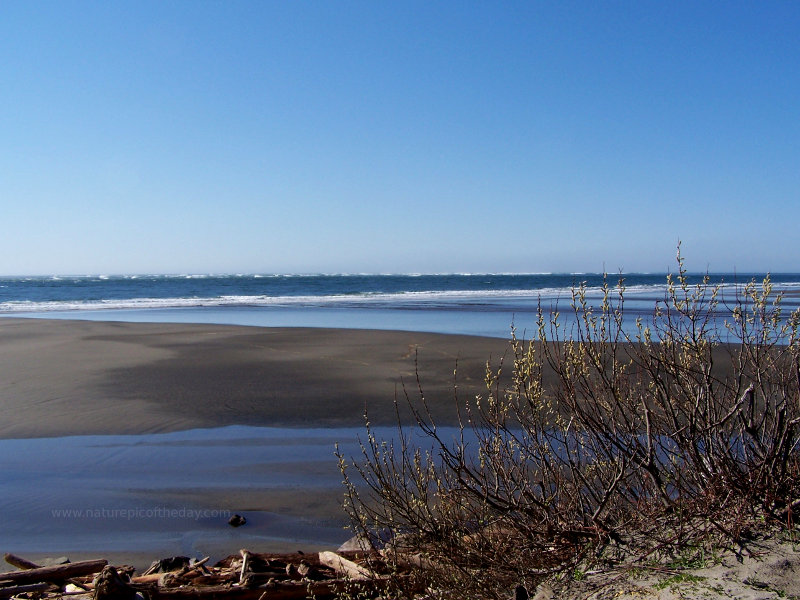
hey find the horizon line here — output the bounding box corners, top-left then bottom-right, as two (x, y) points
(0, 270), (797, 279)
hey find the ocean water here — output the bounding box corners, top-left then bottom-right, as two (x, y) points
(2, 273), (799, 338)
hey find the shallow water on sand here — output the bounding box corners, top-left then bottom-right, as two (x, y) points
(9, 305), (529, 338)
(7, 296), (702, 340)
(0, 425), (437, 560)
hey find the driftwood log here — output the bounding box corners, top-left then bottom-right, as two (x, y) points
(317, 551), (373, 580)
(3, 554), (41, 571)
(0, 560), (108, 585)
(3, 553), (94, 593)
(93, 566), (137, 600)
(0, 583), (53, 598)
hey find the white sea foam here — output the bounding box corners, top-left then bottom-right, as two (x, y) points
(0, 284), (672, 314)
(1, 276), (797, 315)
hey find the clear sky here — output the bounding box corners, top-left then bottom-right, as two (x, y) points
(1, 1), (798, 275)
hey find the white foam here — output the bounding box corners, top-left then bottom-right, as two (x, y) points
(1, 277), (797, 315)
(0, 284), (673, 314)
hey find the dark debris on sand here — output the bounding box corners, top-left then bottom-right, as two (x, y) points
(0, 549), (411, 600)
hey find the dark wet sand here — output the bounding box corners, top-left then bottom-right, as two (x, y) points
(0, 318), (513, 439)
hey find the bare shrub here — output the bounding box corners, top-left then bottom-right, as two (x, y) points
(338, 249), (800, 599)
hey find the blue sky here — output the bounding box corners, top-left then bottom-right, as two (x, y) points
(1, 1), (798, 275)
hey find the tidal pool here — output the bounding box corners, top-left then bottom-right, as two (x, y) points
(0, 425), (407, 561)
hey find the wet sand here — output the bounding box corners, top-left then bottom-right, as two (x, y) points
(0, 318), (513, 439)
(0, 318), (514, 564)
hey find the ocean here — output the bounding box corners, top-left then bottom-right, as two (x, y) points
(2, 272), (799, 338)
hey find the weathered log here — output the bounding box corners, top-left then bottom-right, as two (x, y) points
(132, 556), (212, 586)
(130, 573), (165, 585)
(181, 574), (231, 587)
(284, 560), (324, 581)
(3, 554), (41, 571)
(317, 552), (373, 580)
(143, 557), (191, 576)
(158, 572), (187, 588)
(0, 559), (107, 585)
(93, 565), (137, 600)
(187, 557), (211, 574)
(238, 550), (249, 585)
(214, 552), (325, 570)
(0, 582), (52, 598)
(4, 553), (95, 592)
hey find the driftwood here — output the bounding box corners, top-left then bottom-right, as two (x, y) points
(317, 551), (373, 580)
(0, 550), (410, 600)
(4, 553), (94, 593)
(93, 566), (137, 600)
(142, 557), (191, 576)
(0, 583), (53, 598)
(0, 560), (108, 585)
(238, 549), (249, 585)
(3, 554), (41, 571)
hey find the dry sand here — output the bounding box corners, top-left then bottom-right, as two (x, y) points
(0, 317), (512, 439)
(536, 532), (800, 600)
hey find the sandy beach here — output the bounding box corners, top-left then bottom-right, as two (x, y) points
(0, 319), (779, 561)
(0, 318), (513, 439)
(2, 317), (798, 599)
(0, 317), (514, 564)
